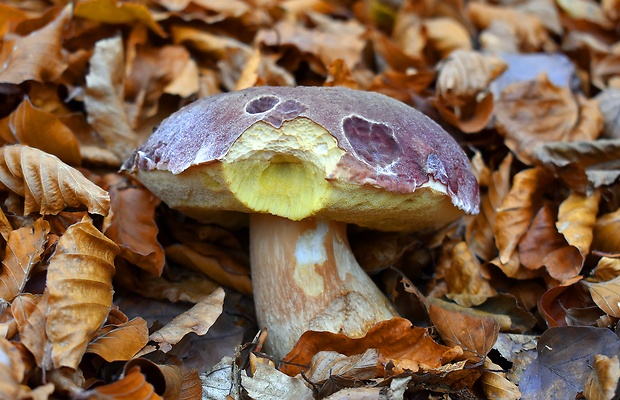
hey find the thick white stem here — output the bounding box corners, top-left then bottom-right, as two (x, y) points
(250, 214), (399, 359)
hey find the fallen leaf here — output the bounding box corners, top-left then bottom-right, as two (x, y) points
(519, 326), (620, 400)
(0, 336), (24, 398)
(280, 317), (460, 377)
(596, 88), (620, 138)
(241, 362), (314, 400)
(86, 317), (149, 362)
(88, 366), (162, 400)
(429, 303), (499, 361)
(480, 358), (521, 400)
(423, 17), (472, 59)
(0, 218), (49, 304)
(538, 276), (590, 327)
(583, 276), (620, 318)
(444, 241), (496, 298)
(556, 190), (600, 258)
(84, 36), (138, 164)
(0, 5), (70, 85)
(0, 145), (110, 216)
(494, 167), (553, 264)
(11, 292), (50, 368)
(103, 177), (164, 276)
(592, 257), (620, 281)
(149, 287), (225, 353)
(584, 355), (620, 400)
(0, 98), (81, 166)
(304, 348), (379, 385)
(75, 0), (165, 37)
(593, 207), (620, 254)
(46, 216), (120, 369)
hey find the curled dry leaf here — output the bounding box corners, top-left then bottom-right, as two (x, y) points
(0, 145), (110, 216)
(280, 317), (460, 377)
(428, 303), (499, 362)
(466, 153), (512, 262)
(593, 207), (620, 254)
(444, 241), (496, 297)
(46, 216), (120, 369)
(584, 355), (620, 400)
(1, 98), (81, 166)
(494, 167), (553, 265)
(495, 75), (602, 165)
(11, 293), (50, 368)
(85, 36), (138, 164)
(480, 358), (521, 400)
(0, 218), (49, 304)
(0, 5), (70, 85)
(556, 190), (600, 258)
(149, 287), (225, 353)
(592, 257), (620, 281)
(123, 358), (202, 400)
(435, 50), (506, 133)
(241, 362), (314, 400)
(74, 0), (165, 37)
(304, 348), (379, 384)
(103, 177), (164, 276)
(518, 205), (582, 282)
(89, 366), (162, 400)
(86, 317), (149, 362)
(583, 276), (620, 318)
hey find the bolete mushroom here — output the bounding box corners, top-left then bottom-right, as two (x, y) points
(122, 86), (479, 358)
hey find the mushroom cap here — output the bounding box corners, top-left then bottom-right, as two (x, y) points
(122, 86), (479, 231)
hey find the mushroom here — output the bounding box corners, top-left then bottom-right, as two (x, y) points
(122, 86), (479, 358)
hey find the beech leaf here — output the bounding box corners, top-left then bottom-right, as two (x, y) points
(86, 317), (149, 362)
(90, 366), (162, 400)
(584, 355), (620, 400)
(583, 276), (620, 318)
(46, 216), (120, 369)
(0, 145), (110, 216)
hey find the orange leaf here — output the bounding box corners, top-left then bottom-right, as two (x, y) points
(556, 190), (600, 258)
(75, 0), (165, 37)
(444, 241), (496, 298)
(46, 216), (120, 369)
(1, 98), (81, 166)
(103, 177), (164, 276)
(86, 318), (149, 362)
(494, 167), (553, 265)
(89, 367), (162, 400)
(0, 5), (70, 84)
(584, 276), (620, 318)
(593, 207), (620, 254)
(0, 145), (110, 216)
(11, 293), (51, 369)
(280, 317), (459, 377)
(0, 218), (49, 303)
(429, 303), (499, 361)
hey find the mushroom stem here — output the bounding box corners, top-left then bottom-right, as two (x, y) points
(249, 214), (399, 358)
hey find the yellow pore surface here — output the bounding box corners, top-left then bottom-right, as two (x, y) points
(137, 117), (463, 231)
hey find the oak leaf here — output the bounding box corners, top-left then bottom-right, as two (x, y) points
(0, 145), (110, 216)
(46, 216), (120, 369)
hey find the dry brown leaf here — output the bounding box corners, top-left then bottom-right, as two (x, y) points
(0, 98), (81, 166)
(556, 190), (600, 258)
(423, 17), (472, 59)
(494, 167), (553, 264)
(596, 88), (620, 139)
(467, 2), (550, 51)
(592, 257), (620, 281)
(556, 0), (615, 30)
(0, 145), (110, 216)
(46, 216), (120, 369)
(495, 75), (602, 165)
(466, 153), (512, 262)
(0, 4), (28, 37)
(444, 241), (496, 297)
(280, 317), (460, 377)
(583, 276), (620, 318)
(0, 336), (24, 399)
(149, 287), (225, 353)
(584, 355), (620, 400)
(304, 348), (379, 384)
(0, 218), (48, 304)
(122, 358), (203, 400)
(429, 303), (499, 361)
(103, 177), (164, 276)
(593, 207), (620, 254)
(75, 0), (165, 37)
(86, 317), (149, 362)
(165, 243), (252, 296)
(324, 59), (360, 89)
(603, 0), (620, 20)
(480, 358), (521, 400)
(85, 36), (138, 164)
(89, 366), (163, 400)
(11, 292), (50, 369)
(518, 205), (583, 282)
(0, 5), (70, 85)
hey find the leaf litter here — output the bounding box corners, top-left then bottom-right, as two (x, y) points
(0, 0), (619, 399)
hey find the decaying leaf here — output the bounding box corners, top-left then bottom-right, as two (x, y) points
(0, 145), (110, 216)
(84, 36), (138, 164)
(103, 176), (164, 276)
(0, 218), (49, 304)
(149, 287), (224, 353)
(584, 355), (620, 400)
(519, 326), (620, 400)
(444, 241), (496, 298)
(241, 362), (314, 400)
(46, 216), (120, 369)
